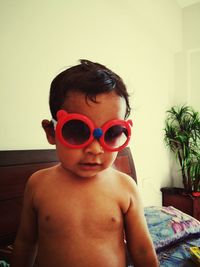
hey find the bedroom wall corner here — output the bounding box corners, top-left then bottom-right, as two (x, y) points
(173, 3), (200, 187)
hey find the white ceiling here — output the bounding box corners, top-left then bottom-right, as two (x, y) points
(176, 0), (200, 8)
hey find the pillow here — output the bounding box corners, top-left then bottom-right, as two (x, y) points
(144, 206), (200, 252)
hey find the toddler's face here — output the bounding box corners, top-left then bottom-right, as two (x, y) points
(55, 91), (127, 178)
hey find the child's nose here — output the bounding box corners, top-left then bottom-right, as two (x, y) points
(84, 139), (104, 155)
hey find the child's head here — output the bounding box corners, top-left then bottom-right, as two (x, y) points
(43, 60), (132, 178)
(49, 59), (131, 120)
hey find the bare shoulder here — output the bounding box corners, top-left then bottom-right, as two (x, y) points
(109, 167), (140, 214)
(24, 164), (60, 202)
(111, 167), (138, 194)
(28, 164), (59, 185)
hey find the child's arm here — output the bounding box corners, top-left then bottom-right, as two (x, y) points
(10, 176), (38, 267)
(124, 179), (159, 267)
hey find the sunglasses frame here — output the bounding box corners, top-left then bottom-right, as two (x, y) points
(53, 110), (132, 152)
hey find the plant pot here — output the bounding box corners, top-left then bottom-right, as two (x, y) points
(161, 187), (200, 221)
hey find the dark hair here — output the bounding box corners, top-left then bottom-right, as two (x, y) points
(49, 59), (131, 119)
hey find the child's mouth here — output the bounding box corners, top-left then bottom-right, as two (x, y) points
(79, 162), (102, 170)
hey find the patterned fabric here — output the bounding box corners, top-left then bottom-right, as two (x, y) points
(144, 206), (200, 252)
(158, 237), (200, 267)
(143, 206), (200, 267)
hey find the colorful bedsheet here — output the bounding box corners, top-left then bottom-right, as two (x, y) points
(145, 206), (200, 266)
(158, 236), (200, 266)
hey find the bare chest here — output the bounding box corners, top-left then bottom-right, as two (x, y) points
(36, 182), (124, 240)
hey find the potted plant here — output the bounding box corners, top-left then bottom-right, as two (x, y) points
(161, 105), (200, 219)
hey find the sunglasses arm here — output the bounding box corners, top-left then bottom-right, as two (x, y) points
(127, 120), (133, 127)
(51, 118), (57, 129)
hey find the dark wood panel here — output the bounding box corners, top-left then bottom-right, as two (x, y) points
(114, 147), (136, 182)
(0, 198), (22, 245)
(0, 149), (58, 166)
(0, 162), (58, 200)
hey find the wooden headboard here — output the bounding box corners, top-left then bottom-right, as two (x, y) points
(0, 147), (136, 261)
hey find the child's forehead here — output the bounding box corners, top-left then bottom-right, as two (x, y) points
(64, 91), (124, 107)
(62, 91), (126, 120)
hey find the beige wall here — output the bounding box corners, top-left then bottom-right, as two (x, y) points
(183, 3), (200, 111)
(175, 3), (200, 111)
(0, 0), (182, 206)
(173, 3), (200, 187)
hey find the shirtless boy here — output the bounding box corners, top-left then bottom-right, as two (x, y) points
(11, 60), (158, 267)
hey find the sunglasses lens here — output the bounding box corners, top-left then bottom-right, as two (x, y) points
(62, 120), (90, 145)
(104, 125), (128, 149)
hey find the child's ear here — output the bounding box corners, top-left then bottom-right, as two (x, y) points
(41, 119), (56, 145)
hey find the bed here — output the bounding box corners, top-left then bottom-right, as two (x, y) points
(0, 147), (200, 267)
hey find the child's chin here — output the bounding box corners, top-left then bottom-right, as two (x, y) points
(76, 170), (100, 179)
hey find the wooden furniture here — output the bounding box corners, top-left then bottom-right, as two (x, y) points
(0, 147), (136, 263)
(161, 187), (200, 221)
